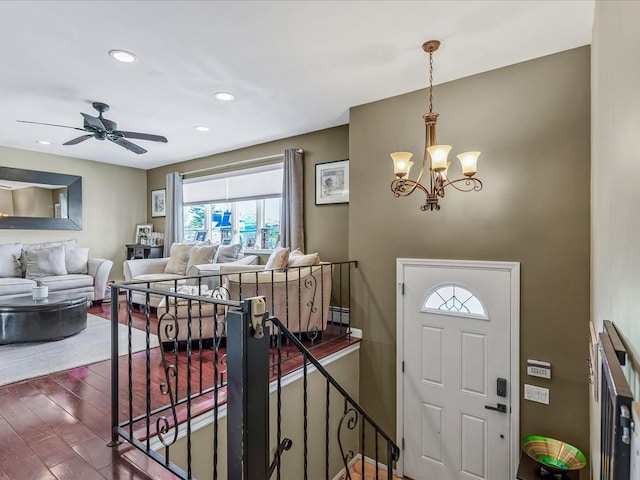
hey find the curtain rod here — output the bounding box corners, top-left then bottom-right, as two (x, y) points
(179, 149), (302, 177)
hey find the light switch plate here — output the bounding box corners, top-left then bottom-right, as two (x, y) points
(524, 384), (549, 405)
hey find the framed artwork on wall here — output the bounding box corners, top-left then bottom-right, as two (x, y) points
(151, 188), (166, 217)
(315, 159), (349, 205)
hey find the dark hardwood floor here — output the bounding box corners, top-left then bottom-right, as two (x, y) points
(0, 300), (358, 479)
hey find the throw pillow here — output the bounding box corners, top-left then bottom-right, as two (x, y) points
(164, 243), (194, 276)
(186, 244), (219, 274)
(213, 243), (244, 263)
(25, 245), (68, 278)
(65, 247), (89, 274)
(264, 247), (290, 270)
(287, 248), (320, 267)
(0, 244), (23, 278)
(21, 239), (77, 276)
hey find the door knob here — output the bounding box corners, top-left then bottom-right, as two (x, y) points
(485, 403), (507, 413)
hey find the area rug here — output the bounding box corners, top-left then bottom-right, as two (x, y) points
(0, 313), (159, 386)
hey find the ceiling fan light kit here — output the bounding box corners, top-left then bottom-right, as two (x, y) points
(108, 49), (138, 63)
(17, 102), (167, 155)
(389, 40), (483, 212)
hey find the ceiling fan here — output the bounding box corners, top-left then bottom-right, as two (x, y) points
(17, 102), (168, 154)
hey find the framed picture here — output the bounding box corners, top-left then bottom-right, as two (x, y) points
(195, 230), (207, 242)
(151, 188), (166, 218)
(135, 224), (153, 243)
(315, 159), (349, 205)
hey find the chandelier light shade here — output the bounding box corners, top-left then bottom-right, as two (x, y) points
(390, 40), (483, 211)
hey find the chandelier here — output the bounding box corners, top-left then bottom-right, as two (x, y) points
(390, 40), (483, 211)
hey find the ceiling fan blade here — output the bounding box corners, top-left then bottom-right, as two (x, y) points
(63, 134), (94, 146)
(109, 136), (147, 154)
(16, 120), (86, 131)
(118, 131), (168, 143)
(81, 113), (106, 131)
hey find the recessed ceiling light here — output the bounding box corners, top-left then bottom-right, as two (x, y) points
(195, 126), (210, 132)
(36, 140), (51, 145)
(213, 92), (235, 102)
(108, 49), (138, 63)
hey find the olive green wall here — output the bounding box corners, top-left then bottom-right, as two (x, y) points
(0, 146), (147, 278)
(147, 125), (349, 262)
(349, 46), (591, 460)
(591, 2), (640, 478)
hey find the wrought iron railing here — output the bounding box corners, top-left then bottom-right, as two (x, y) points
(109, 260), (398, 479)
(268, 314), (400, 480)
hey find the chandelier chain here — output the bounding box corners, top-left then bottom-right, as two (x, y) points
(428, 50), (434, 113)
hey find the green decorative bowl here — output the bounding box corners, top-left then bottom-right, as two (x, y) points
(521, 435), (587, 473)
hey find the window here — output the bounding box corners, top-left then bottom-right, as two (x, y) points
(182, 164), (283, 249)
(423, 284), (486, 318)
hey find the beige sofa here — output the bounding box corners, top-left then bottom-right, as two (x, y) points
(0, 239), (113, 303)
(123, 250), (259, 308)
(226, 263), (332, 336)
(142, 262), (333, 344)
(155, 285), (227, 344)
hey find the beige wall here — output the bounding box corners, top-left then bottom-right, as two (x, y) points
(591, 2), (640, 478)
(0, 146), (147, 278)
(147, 126), (349, 262)
(0, 189), (13, 216)
(349, 46), (591, 464)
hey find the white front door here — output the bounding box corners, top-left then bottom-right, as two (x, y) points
(397, 259), (519, 480)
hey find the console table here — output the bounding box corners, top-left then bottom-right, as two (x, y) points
(0, 294), (87, 344)
(126, 244), (164, 260)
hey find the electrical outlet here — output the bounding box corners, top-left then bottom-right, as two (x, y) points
(524, 384), (549, 405)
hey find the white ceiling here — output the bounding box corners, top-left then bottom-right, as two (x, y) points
(0, 1), (594, 170)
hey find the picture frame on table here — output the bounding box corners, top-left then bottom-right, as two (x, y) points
(315, 159), (349, 205)
(135, 224), (153, 244)
(195, 230), (207, 242)
(151, 188), (166, 218)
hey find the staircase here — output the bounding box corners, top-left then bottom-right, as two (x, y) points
(344, 458), (404, 480)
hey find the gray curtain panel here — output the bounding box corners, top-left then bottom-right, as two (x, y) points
(164, 172), (184, 257)
(281, 148), (304, 250)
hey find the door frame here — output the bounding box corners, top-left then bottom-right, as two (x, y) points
(396, 258), (520, 479)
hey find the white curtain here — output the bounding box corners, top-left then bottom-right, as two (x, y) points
(164, 172), (183, 257)
(281, 148), (304, 250)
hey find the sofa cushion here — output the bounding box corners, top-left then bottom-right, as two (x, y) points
(214, 243), (244, 263)
(36, 274), (94, 291)
(157, 285), (226, 317)
(265, 247), (290, 270)
(186, 244), (218, 275)
(25, 245), (68, 279)
(133, 273), (187, 292)
(65, 247), (89, 274)
(164, 243), (194, 275)
(0, 277), (37, 296)
(287, 248), (320, 267)
(0, 244), (23, 278)
(21, 239), (77, 276)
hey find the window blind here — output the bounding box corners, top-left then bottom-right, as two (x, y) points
(183, 163), (283, 204)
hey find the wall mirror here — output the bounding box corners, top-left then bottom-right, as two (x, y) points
(0, 166), (82, 230)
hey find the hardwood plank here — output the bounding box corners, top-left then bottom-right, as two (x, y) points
(1, 454), (56, 480)
(72, 435), (115, 470)
(49, 455), (104, 480)
(29, 435), (77, 468)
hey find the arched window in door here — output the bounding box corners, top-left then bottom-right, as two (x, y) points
(422, 284), (487, 318)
